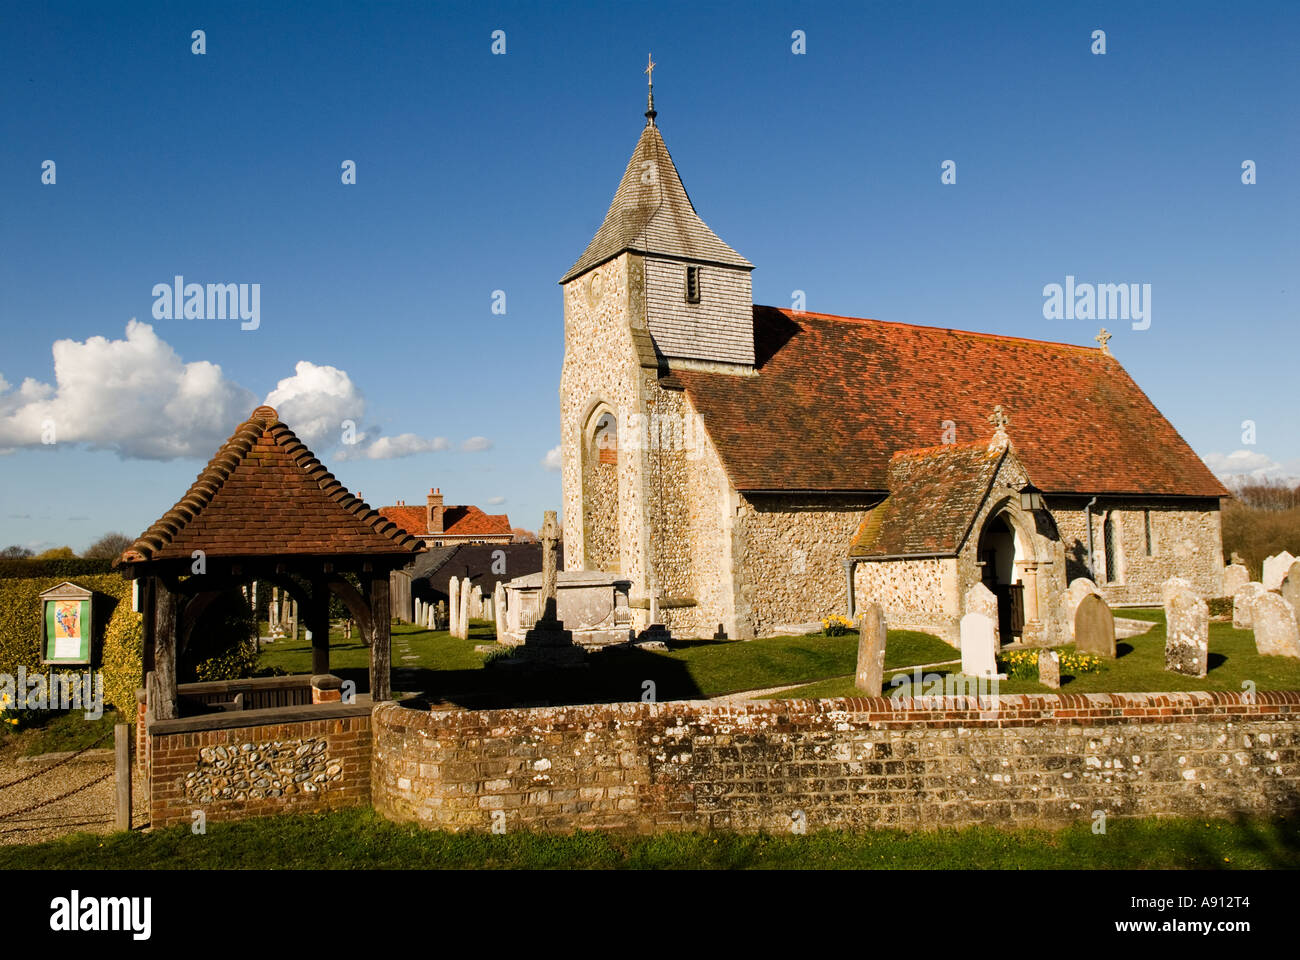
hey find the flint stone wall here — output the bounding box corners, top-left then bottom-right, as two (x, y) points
(1048, 498), (1224, 605)
(147, 707), (372, 828)
(371, 693), (1300, 834)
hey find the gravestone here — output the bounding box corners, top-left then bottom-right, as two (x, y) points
(1222, 564), (1250, 598)
(448, 576), (460, 637)
(519, 510), (584, 665)
(494, 581), (507, 642)
(960, 612), (997, 679)
(1065, 578), (1101, 640)
(1074, 593), (1116, 657)
(1161, 576), (1195, 606)
(1164, 588), (1209, 678)
(471, 584), (484, 620)
(855, 602), (887, 695)
(1252, 592), (1300, 658)
(1038, 649), (1060, 689)
(426, 604), (435, 630)
(1280, 561), (1300, 616)
(459, 578), (472, 640)
(1263, 551), (1297, 591)
(1233, 582), (1267, 630)
(965, 582), (999, 644)
(436, 600), (447, 631)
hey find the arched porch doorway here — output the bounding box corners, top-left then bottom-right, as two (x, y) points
(977, 511), (1036, 644)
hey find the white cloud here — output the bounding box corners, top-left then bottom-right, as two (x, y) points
(264, 361), (366, 449)
(461, 436), (492, 452)
(0, 320), (256, 459)
(0, 321), (446, 464)
(486, 496), (506, 506)
(541, 445), (562, 471)
(1202, 449), (1291, 482)
(339, 433), (450, 461)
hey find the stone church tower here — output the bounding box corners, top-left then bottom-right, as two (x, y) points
(559, 83), (755, 637)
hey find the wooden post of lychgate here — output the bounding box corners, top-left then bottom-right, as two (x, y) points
(114, 723), (131, 831)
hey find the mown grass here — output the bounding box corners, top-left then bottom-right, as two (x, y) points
(776, 609), (1300, 699)
(0, 707), (125, 756)
(2, 806), (1296, 870)
(256, 621), (958, 706)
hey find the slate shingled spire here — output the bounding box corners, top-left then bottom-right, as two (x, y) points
(559, 83), (752, 284)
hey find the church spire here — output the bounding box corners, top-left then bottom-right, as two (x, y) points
(645, 53), (657, 124)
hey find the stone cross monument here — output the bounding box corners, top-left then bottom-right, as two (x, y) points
(519, 510), (584, 665)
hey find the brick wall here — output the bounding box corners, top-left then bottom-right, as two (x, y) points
(371, 693), (1300, 834)
(148, 708), (372, 828)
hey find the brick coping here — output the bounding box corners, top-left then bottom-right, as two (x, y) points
(375, 690), (1300, 727)
(148, 699), (373, 736)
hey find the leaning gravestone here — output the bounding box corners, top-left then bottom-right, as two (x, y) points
(855, 602), (887, 695)
(1065, 578), (1102, 640)
(1222, 563), (1250, 598)
(1038, 650), (1060, 689)
(960, 612), (997, 679)
(448, 576), (460, 636)
(1263, 551), (1297, 591)
(965, 582), (999, 643)
(1165, 588), (1209, 678)
(1252, 593), (1300, 658)
(1280, 561), (1300, 616)
(1074, 593), (1116, 657)
(1233, 582), (1267, 630)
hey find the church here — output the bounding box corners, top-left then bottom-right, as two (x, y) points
(558, 76), (1228, 645)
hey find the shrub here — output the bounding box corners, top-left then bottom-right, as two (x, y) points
(0, 558), (115, 580)
(181, 589), (258, 682)
(1207, 597), (1233, 619)
(0, 573), (140, 711)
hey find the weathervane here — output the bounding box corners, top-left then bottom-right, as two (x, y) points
(645, 52), (657, 123)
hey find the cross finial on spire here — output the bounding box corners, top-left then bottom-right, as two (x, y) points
(645, 52), (657, 124)
(1095, 327), (1112, 354)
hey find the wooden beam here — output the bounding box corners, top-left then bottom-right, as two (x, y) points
(152, 579), (179, 720)
(367, 575), (391, 702)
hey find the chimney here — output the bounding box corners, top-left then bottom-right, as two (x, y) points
(427, 487), (444, 534)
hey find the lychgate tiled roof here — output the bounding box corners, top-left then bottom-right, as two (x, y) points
(850, 443), (1006, 559)
(674, 307), (1229, 498)
(117, 406), (423, 564)
(560, 120), (752, 283)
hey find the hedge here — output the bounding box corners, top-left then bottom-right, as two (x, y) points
(0, 558), (116, 580)
(0, 574), (142, 711)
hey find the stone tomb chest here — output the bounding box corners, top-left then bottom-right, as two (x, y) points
(502, 570), (633, 648)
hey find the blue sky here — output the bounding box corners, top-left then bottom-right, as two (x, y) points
(0, 0), (1296, 552)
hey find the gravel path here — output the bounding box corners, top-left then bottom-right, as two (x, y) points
(0, 742), (148, 846)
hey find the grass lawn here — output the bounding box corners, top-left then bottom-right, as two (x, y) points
(254, 622), (958, 707)
(777, 609), (1300, 699)
(2, 807), (1296, 869)
(0, 707), (126, 757)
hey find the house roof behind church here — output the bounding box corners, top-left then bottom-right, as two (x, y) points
(560, 120), (752, 283)
(850, 443), (1006, 558)
(378, 503), (512, 539)
(118, 406), (423, 564)
(674, 308), (1228, 498)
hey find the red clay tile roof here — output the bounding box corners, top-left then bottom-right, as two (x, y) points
(379, 505), (427, 537)
(442, 506), (511, 537)
(674, 307), (1228, 498)
(117, 406), (423, 564)
(850, 443), (1006, 558)
(378, 504), (512, 539)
